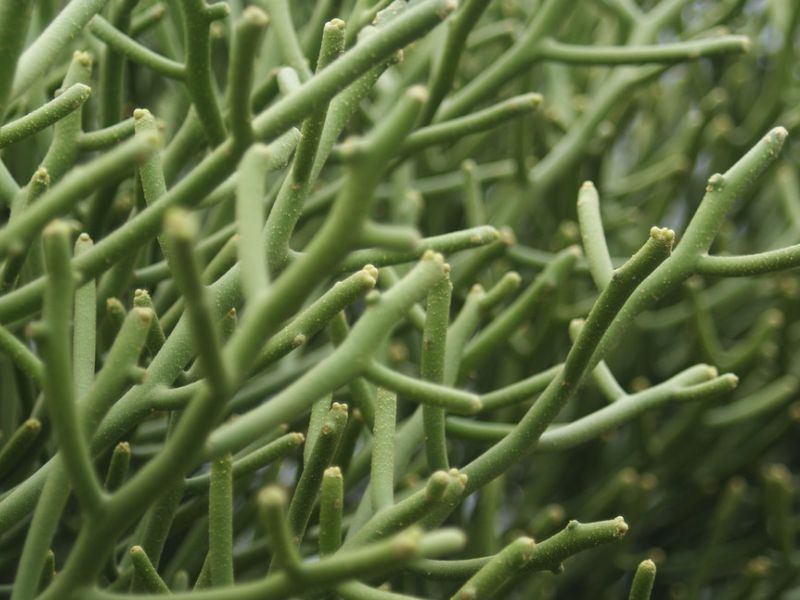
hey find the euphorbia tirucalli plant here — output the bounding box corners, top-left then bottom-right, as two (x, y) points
(0, 0), (798, 598)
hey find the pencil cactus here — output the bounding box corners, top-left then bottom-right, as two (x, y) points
(0, 0), (798, 598)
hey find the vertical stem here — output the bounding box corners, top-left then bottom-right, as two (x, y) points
(421, 275), (452, 472)
(208, 454), (234, 587)
(371, 388), (396, 511)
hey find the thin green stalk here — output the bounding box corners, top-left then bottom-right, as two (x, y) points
(181, 0), (228, 145)
(0, 325), (44, 388)
(421, 276), (452, 471)
(346, 470), (465, 547)
(421, 0), (493, 124)
(181, 431), (303, 494)
(0, 84), (91, 148)
(226, 6), (269, 146)
(133, 289), (166, 357)
(0, 0), (34, 118)
(40, 222), (104, 513)
(73, 234), (96, 399)
(0, 419), (41, 483)
(371, 388), (397, 511)
(10, 0), (107, 100)
(338, 226), (499, 273)
(104, 442), (131, 491)
(78, 118), (137, 151)
(0, 134), (160, 255)
(462, 227), (674, 495)
(628, 559), (657, 600)
(401, 93), (541, 157)
(87, 528), (464, 600)
(89, 16), (186, 80)
(536, 35), (749, 65)
(413, 517), (628, 580)
(577, 181), (613, 290)
(452, 537), (535, 600)
(235, 145), (270, 302)
(459, 245), (579, 374)
(286, 402), (348, 544)
(129, 546), (170, 594)
(208, 454), (234, 587)
(319, 466), (344, 557)
(258, 486), (301, 573)
(264, 18), (346, 275)
(264, 0), (313, 81)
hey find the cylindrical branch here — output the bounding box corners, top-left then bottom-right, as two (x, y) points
(251, 0), (455, 145)
(0, 168), (50, 293)
(38, 221), (104, 514)
(78, 118), (137, 152)
(253, 266), (378, 371)
(421, 275), (453, 472)
(259, 486), (302, 574)
(263, 0), (313, 82)
(534, 35), (750, 65)
(183, 432), (304, 497)
(443, 273), (521, 386)
(181, 0), (229, 146)
(291, 18), (345, 186)
(628, 559), (657, 600)
(704, 374), (799, 427)
(10, 0), (106, 102)
(133, 289), (166, 357)
(163, 208), (229, 401)
(129, 546), (170, 593)
(285, 402), (348, 545)
(686, 278), (783, 372)
(80, 306), (152, 432)
(361, 360), (482, 415)
(235, 145), (271, 302)
(73, 233), (96, 400)
(345, 469), (467, 547)
(0, 83), (91, 148)
(0, 323), (44, 389)
(0, 0), (34, 118)
(88, 15), (186, 80)
(207, 252), (449, 459)
(319, 466), (344, 557)
(104, 441), (131, 492)
(688, 477), (747, 595)
(208, 454), (234, 587)
(337, 226), (499, 273)
(413, 517), (628, 582)
(36, 51), (93, 184)
(761, 464), (795, 556)
(0, 134), (160, 256)
(328, 313), (377, 429)
(678, 127), (788, 259)
(461, 160), (486, 228)
(225, 6), (269, 146)
(371, 389), (397, 512)
(0, 419), (42, 483)
(459, 245), (580, 374)
(587, 128), (790, 372)
(477, 365), (561, 412)
(461, 226), (675, 495)
(577, 181), (613, 290)
(331, 93), (542, 161)
(446, 366), (737, 446)
(452, 537), (536, 599)
(421, 0), (494, 124)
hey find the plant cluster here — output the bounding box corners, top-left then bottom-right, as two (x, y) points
(0, 0), (798, 598)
